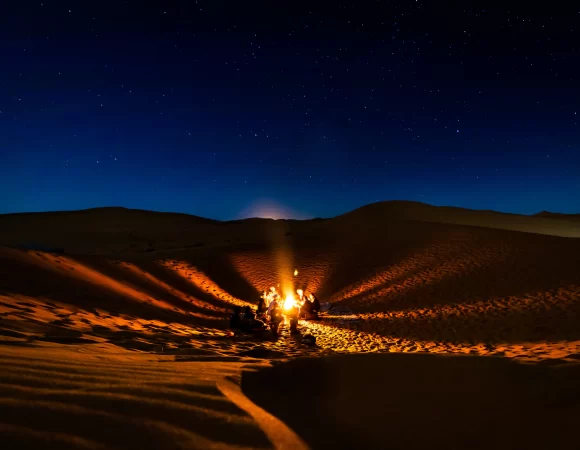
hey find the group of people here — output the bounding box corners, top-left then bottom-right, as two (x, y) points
(229, 287), (321, 337)
(229, 305), (265, 334)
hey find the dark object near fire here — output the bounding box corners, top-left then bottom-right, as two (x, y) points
(230, 306), (266, 337)
(302, 334), (316, 346)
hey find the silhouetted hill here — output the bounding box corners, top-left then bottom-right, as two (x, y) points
(335, 201), (580, 238)
(533, 211), (580, 221)
(1, 201), (578, 256)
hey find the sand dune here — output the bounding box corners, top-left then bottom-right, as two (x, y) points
(1, 201), (579, 448)
(1, 201), (578, 256)
(0, 344), (278, 450)
(534, 210), (580, 222)
(339, 201), (580, 237)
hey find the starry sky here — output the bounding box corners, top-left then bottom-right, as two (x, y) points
(1, 0), (579, 220)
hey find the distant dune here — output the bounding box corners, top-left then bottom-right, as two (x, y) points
(533, 210), (580, 222)
(1, 200), (579, 449)
(338, 201), (580, 237)
(0, 201), (578, 256)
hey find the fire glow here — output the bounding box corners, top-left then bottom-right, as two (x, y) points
(283, 292), (298, 311)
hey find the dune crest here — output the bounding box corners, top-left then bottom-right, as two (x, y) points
(1, 201), (580, 448)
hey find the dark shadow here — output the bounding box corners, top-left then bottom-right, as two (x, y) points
(237, 348), (286, 359)
(171, 355), (244, 363)
(0, 328), (28, 339)
(243, 352), (580, 450)
(36, 335), (96, 345)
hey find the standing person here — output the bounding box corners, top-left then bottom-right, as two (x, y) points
(311, 294), (321, 315)
(267, 297), (277, 317)
(256, 296), (265, 317)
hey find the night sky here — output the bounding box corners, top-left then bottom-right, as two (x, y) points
(1, 1), (579, 220)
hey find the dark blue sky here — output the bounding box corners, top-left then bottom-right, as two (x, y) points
(1, 0), (579, 220)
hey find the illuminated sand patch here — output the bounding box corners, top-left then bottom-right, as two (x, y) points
(0, 292), (230, 356)
(120, 262), (228, 315)
(329, 240), (510, 309)
(305, 284), (580, 362)
(299, 316), (580, 362)
(328, 245), (445, 304)
(0, 346), (279, 450)
(160, 261), (252, 309)
(229, 252), (292, 293)
(229, 250), (332, 297)
(20, 252), (218, 320)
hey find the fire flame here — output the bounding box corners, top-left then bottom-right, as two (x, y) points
(283, 292), (297, 311)
(294, 269), (298, 276)
(263, 281), (302, 312)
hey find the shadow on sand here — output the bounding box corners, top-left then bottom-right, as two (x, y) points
(243, 352), (580, 450)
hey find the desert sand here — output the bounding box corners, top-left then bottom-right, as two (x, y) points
(1, 201), (579, 449)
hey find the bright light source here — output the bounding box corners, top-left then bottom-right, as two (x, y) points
(283, 292), (297, 311)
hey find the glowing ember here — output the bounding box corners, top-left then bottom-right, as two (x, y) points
(294, 269), (298, 276)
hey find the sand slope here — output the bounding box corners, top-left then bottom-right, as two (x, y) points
(1, 202), (580, 359)
(0, 344), (279, 450)
(1, 201), (580, 448)
(339, 201), (580, 237)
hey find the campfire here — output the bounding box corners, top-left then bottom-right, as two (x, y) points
(257, 278), (321, 328)
(283, 292), (298, 311)
(263, 286), (301, 312)
(260, 270), (317, 317)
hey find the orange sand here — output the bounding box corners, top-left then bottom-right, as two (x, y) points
(0, 201), (579, 449)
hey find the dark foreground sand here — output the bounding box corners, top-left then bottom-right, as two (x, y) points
(1, 343), (578, 450)
(244, 353), (580, 450)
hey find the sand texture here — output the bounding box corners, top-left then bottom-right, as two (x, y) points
(0, 201), (579, 449)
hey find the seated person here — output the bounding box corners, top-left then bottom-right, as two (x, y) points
(229, 306), (242, 330)
(257, 297), (266, 316)
(310, 294), (321, 315)
(300, 298), (314, 318)
(243, 305), (255, 320)
(268, 301), (283, 332)
(300, 298), (312, 317)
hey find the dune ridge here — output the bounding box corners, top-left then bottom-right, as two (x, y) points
(1, 201), (580, 448)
